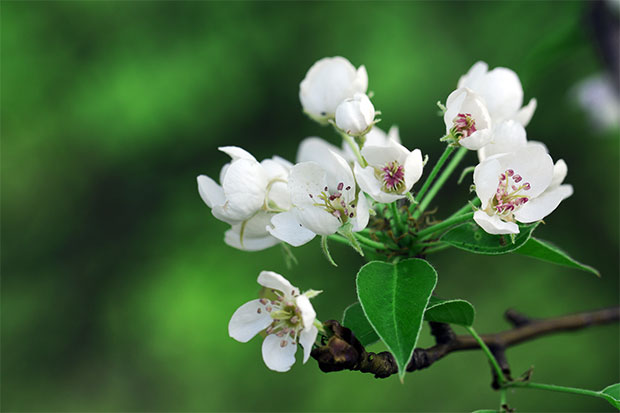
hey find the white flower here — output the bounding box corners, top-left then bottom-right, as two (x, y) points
(267, 149), (369, 246)
(458, 61), (537, 126)
(335, 93), (375, 136)
(228, 271), (320, 372)
(473, 145), (572, 234)
(444, 87), (493, 150)
(197, 147), (293, 250)
(354, 141), (424, 203)
(299, 56), (368, 123)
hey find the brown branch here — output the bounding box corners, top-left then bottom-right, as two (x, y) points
(311, 306), (619, 380)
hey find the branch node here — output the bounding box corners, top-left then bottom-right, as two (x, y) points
(504, 308), (533, 327)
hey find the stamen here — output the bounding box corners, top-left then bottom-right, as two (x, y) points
(280, 340), (288, 348)
(379, 161), (406, 193)
(451, 113), (477, 139)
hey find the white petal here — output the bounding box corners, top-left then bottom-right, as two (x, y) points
(473, 157), (502, 210)
(222, 159), (269, 220)
(260, 158), (290, 181)
(267, 211), (316, 247)
(228, 299), (273, 343)
(361, 143), (408, 167)
(299, 325), (319, 364)
(352, 194), (370, 232)
(218, 146), (257, 162)
(257, 271), (299, 297)
(495, 146), (554, 199)
(261, 334), (297, 372)
(458, 61), (489, 90)
(295, 294), (316, 329)
(353, 65), (369, 95)
(197, 175), (225, 208)
(477, 120), (527, 162)
(479, 67), (523, 122)
(294, 204), (341, 235)
(514, 98), (537, 127)
(403, 149), (424, 190)
(474, 210), (520, 235)
(550, 159), (568, 189)
(225, 228), (280, 251)
(513, 184), (573, 223)
(297, 137), (343, 164)
(460, 128), (493, 150)
(266, 180), (291, 211)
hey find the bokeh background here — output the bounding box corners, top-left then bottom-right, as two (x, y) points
(2, 1), (619, 412)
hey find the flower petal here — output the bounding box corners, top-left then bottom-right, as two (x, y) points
(297, 137), (344, 164)
(218, 146), (257, 162)
(267, 211), (316, 247)
(222, 159), (269, 221)
(460, 128), (493, 150)
(225, 228), (280, 251)
(197, 175), (225, 208)
(299, 325), (319, 364)
(514, 98), (537, 127)
(550, 159), (568, 189)
(352, 194), (370, 232)
(458, 61), (489, 91)
(473, 157), (502, 210)
(474, 210), (520, 235)
(228, 299), (273, 343)
(477, 120), (527, 162)
(261, 334), (297, 372)
(404, 149), (424, 190)
(361, 143), (408, 167)
(295, 294), (316, 329)
(495, 146), (554, 199)
(257, 271), (299, 297)
(513, 184), (573, 223)
(478, 67), (523, 122)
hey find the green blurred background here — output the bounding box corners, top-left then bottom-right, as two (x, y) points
(2, 1), (619, 412)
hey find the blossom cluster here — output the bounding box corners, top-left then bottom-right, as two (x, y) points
(197, 56), (574, 372)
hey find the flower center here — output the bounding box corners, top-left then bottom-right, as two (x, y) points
(377, 161), (406, 193)
(308, 182), (356, 222)
(451, 113), (477, 139)
(257, 295), (304, 346)
(491, 169), (530, 219)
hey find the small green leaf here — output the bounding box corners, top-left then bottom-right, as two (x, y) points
(320, 236), (338, 267)
(425, 297), (475, 326)
(342, 302), (379, 347)
(356, 259), (437, 382)
(600, 383), (620, 409)
(515, 237), (600, 277)
(441, 221), (537, 255)
(337, 222), (364, 256)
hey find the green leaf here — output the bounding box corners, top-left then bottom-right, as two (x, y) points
(425, 296), (475, 326)
(337, 222), (364, 256)
(441, 221), (538, 255)
(600, 383), (620, 409)
(515, 237), (600, 277)
(320, 236), (338, 267)
(342, 302), (379, 347)
(356, 258), (437, 382)
(342, 297), (475, 346)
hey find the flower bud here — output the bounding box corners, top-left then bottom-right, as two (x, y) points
(335, 93), (375, 136)
(299, 57), (368, 124)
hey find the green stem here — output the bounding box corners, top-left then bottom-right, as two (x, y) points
(327, 234), (373, 253)
(390, 203), (405, 235)
(499, 388), (507, 412)
(416, 211), (474, 239)
(465, 326), (506, 386)
(340, 131), (367, 167)
(413, 146), (468, 220)
(411, 145), (455, 212)
(448, 197), (481, 219)
(353, 233), (388, 250)
(421, 243), (451, 255)
(506, 381), (614, 405)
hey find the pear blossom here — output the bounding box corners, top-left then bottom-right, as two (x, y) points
(341, 125), (401, 163)
(458, 61), (537, 126)
(473, 145), (572, 234)
(229, 271), (321, 372)
(267, 148), (369, 246)
(299, 56), (368, 124)
(444, 87), (493, 150)
(197, 147), (293, 250)
(335, 93), (376, 136)
(354, 140), (424, 203)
